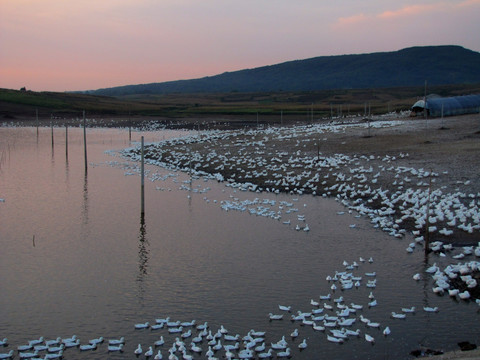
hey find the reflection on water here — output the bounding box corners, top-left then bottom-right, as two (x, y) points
(82, 172), (89, 225)
(137, 213), (149, 281)
(0, 127), (479, 360)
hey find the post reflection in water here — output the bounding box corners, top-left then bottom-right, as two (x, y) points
(50, 132), (55, 164)
(82, 172), (89, 225)
(137, 213), (149, 282)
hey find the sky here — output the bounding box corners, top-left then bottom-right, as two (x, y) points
(1, 0), (479, 92)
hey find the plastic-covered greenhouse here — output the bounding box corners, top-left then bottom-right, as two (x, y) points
(411, 94), (480, 117)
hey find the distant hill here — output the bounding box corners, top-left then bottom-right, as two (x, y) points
(89, 46), (480, 96)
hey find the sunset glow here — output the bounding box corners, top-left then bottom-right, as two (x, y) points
(1, 0), (479, 92)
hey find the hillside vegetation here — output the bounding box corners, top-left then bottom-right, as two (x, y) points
(2, 83), (480, 128)
(89, 45), (480, 96)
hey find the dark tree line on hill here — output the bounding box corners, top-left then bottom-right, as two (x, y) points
(88, 46), (480, 96)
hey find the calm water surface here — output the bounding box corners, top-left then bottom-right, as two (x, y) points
(0, 126), (478, 359)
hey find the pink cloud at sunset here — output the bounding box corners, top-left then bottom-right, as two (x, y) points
(1, 0), (479, 92)
(330, 0), (479, 55)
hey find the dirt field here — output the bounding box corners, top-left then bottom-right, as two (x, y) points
(321, 114), (480, 196)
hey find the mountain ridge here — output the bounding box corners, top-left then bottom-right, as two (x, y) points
(88, 45), (480, 96)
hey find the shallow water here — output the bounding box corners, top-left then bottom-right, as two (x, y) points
(0, 126), (478, 359)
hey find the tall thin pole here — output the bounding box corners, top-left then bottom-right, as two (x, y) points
(441, 102), (444, 128)
(65, 124), (68, 159)
(424, 80), (427, 117)
(141, 136), (145, 216)
(424, 170), (432, 258)
(83, 110), (87, 173)
(129, 111), (132, 142)
(424, 80), (428, 136)
(280, 110), (283, 126)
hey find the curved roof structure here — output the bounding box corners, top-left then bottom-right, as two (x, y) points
(412, 94), (480, 117)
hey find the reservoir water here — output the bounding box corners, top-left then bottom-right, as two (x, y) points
(0, 126), (478, 359)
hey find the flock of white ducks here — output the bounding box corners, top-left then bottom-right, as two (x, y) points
(122, 119), (479, 242)
(30, 118), (472, 359)
(3, 118), (478, 359)
(120, 118), (480, 295)
(5, 253), (475, 360)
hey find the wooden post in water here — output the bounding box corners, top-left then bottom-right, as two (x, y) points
(141, 136), (145, 216)
(128, 111), (132, 142)
(65, 124), (68, 159)
(83, 110), (88, 173)
(424, 170), (433, 258)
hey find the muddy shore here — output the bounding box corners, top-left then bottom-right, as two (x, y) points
(431, 348), (480, 360)
(122, 113), (480, 244)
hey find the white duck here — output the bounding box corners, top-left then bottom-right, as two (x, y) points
(0, 350), (13, 360)
(258, 349), (273, 358)
(45, 338), (62, 347)
(89, 336), (104, 345)
(135, 322), (150, 329)
(459, 290), (471, 300)
(79, 343), (97, 351)
(154, 336), (165, 347)
(268, 313), (283, 320)
(109, 337), (125, 345)
(277, 348), (291, 358)
(61, 336), (75, 344)
(108, 344), (124, 352)
(254, 342), (266, 352)
(145, 346), (154, 357)
(134, 344), (143, 355)
(29, 337), (44, 346)
(326, 335), (343, 343)
(391, 312), (406, 319)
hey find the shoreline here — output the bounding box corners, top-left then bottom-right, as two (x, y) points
(123, 113), (480, 244)
(430, 349), (480, 360)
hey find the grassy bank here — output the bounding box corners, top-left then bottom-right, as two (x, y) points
(2, 83), (480, 125)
